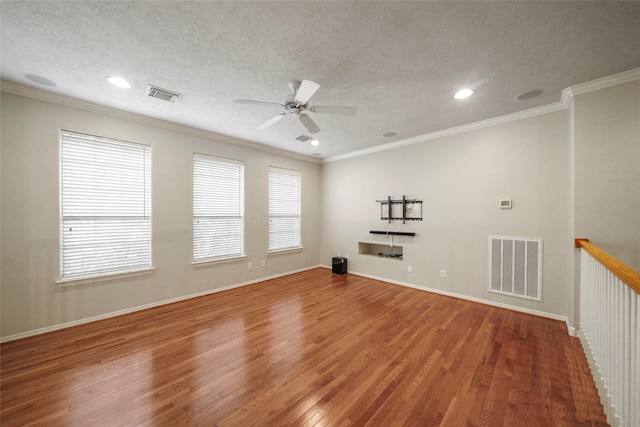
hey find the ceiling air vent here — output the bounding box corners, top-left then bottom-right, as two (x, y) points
(146, 85), (182, 103)
(295, 135), (313, 142)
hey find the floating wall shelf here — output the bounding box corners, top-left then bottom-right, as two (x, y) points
(369, 230), (416, 237)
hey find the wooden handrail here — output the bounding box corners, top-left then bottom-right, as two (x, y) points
(575, 238), (640, 295)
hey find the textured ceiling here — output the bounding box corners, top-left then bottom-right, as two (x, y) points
(2, 1), (640, 159)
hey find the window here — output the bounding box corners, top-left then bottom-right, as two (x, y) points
(268, 167), (301, 251)
(193, 154), (244, 261)
(60, 130), (151, 279)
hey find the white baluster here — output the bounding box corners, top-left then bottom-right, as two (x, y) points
(579, 247), (640, 427)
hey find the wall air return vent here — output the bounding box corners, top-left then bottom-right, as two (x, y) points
(146, 85), (182, 103)
(488, 235), (542, 301)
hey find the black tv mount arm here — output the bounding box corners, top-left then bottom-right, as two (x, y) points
(375, 195), (423, 224)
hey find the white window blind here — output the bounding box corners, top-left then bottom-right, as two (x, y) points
(268, 167), (301, 251)
(193, 154), (244, 261)
(60, 130), (151, 279)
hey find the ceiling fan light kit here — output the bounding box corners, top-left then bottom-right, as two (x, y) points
(234, 79), (357, 135)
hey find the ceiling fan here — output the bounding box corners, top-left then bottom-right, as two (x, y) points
(234, 80), (356, 134)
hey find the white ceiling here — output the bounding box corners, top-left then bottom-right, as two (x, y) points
(2, 1), (640, 160)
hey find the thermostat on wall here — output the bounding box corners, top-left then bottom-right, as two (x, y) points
(500, 199), (512, 209)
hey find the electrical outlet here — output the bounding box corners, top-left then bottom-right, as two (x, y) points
(248, 262), (253, 270)
(408, 265), (412, 273)
(261, 260), (266, 267)
(440, 269), (447, 278)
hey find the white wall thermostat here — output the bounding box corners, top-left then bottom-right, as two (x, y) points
(500, 199), (512, 209)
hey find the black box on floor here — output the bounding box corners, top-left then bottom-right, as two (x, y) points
(332, 257), (347, 274)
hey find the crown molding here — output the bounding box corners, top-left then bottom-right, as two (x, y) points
(323, 100), (569, 163)
(564, 67), (640, 97)
(323, 67), (640, 164)
(0, 79), (321, 164)
(4, 67), (638, 165)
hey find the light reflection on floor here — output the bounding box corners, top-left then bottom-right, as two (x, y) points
(268, 296), (303, 369)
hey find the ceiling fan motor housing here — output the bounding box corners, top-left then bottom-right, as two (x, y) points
(285, 101), (305, 116)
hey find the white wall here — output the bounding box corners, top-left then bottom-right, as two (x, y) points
(569, 79), (640, 327)
(321, 109), (572, 317)
(573, 80), (640, 270)
(1, 90), (321, 338)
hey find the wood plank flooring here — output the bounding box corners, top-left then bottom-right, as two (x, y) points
(1, 268), (607, 426)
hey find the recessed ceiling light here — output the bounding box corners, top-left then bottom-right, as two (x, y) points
(310, 139), (320, 146)
(24, 73), (56, 87)
(106, 76), (132, 89)
(454, 88), (474, 100)
(517, 89), (543, 100)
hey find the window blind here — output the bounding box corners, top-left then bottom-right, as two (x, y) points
(268, 167), (301, 251)
(193, 154), (244, 261)
(60, 130), (151, 278)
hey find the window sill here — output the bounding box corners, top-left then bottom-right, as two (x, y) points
(192, 254), (247, 268)
(56, 267), (156, 287)
(268, 246), (303, 255)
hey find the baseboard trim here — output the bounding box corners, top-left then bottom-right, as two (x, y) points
(3, 264), (572, 342)
(321, 265), (571, 328)
(1, 265), (322, 343)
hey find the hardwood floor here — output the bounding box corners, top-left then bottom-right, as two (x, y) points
(1, 268), (607, 426)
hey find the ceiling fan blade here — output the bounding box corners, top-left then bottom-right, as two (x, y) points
(299, 113), (320, 134)
(309, 105), (357, 116)
(256, 113), (286, 130)
(234, 99), (284, 107)
(294, 80), (320, 104)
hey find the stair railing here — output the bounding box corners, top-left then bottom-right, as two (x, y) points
(575, 238), (640, 427)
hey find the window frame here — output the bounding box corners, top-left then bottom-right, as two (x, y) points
(57, 130), (153, 285)
(192, 153), (245, 264)
(268, 166), (302, 253)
